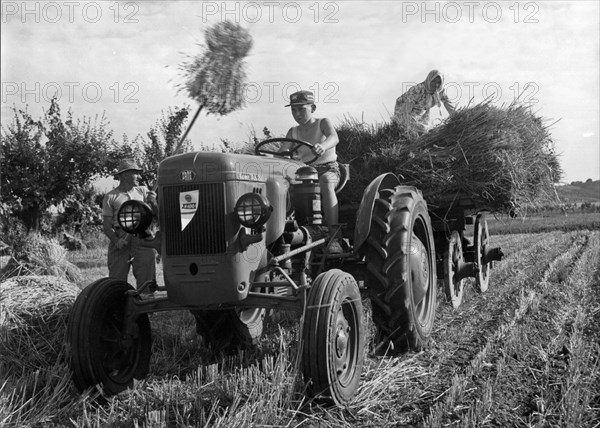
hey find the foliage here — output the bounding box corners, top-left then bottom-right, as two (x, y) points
(1, 99), (129, 230)
(59, 184), (104, 232)
(229, 126), (274, 155)
(0, 203), (28, 252)
(137, 106), (192, 187)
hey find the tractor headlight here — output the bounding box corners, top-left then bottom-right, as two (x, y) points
(235, 193), (272, 228)
(117, 200), (154, 234)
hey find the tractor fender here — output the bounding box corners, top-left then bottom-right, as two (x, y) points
(353, 173), (402, 253)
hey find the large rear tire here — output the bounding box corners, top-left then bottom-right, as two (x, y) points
(302, 269), (364, 406)
(363, 186), (437, 353)
(68, 278), (152, 396)
(192, 308), (265, 352)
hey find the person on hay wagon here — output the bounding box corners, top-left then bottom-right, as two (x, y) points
(279, 90), (343, 254)
(393, 69), (456, 133)
(102, 159), (158, 289)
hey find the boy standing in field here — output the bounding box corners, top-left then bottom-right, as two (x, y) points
(281, 90), (343, 253)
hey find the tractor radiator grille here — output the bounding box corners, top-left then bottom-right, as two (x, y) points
(162, 183), (227, 255)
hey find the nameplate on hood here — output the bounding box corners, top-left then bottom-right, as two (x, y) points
(179, 190), (199, 231)
(180, 170), (195, 182)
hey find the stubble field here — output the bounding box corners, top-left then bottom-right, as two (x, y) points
(1, 216), (599, 427)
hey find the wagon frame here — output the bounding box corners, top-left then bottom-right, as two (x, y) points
(427, 193), (504, 308)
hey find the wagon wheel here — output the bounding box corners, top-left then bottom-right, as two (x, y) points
(473, 213), (490, 293)
(191, 308), (265, 352)
(444, 230), (465, 308)
(68, 278), (152, 396)
(362, 186), (437, 353)
(302, 269), (364, 406)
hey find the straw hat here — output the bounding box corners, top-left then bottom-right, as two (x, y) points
(114, 159), (142, 176)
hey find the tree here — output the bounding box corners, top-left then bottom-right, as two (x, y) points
(60, 184), (104, 233)
(1, 98), (128, 230)
(138, 106), (192, 187)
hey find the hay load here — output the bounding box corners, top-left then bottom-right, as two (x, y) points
(337, 100), (561, 213)
(0, 275), (80, 374)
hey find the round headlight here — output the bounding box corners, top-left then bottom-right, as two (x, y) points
(117, 200), (153, 234)
(235, 193), (272, 228)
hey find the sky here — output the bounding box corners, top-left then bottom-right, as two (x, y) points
(2, 0), (599, 184)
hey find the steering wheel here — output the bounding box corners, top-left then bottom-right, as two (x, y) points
(255, 137), (319, 165)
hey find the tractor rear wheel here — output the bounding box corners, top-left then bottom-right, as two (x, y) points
(68, 278), (152, 396)
(302, 269), (364, 406)
(192, 308), (265, 352)
(363, 186), (437, 353)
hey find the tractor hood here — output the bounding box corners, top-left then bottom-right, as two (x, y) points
(158, 152), (304, 185)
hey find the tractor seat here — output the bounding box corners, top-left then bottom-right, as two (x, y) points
(335, 163), (350, 194)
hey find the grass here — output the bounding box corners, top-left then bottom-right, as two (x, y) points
(1, 219), (599, 426)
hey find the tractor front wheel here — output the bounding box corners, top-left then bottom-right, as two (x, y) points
(68, 278), (152, 396)
(302, 269), (364, 406)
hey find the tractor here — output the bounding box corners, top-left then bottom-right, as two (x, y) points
(68, 137), (501, 405)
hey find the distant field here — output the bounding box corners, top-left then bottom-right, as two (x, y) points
(555, 180), (600, 203)
(487, 212), (600, 235)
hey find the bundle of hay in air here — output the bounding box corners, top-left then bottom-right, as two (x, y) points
(175, 21), (253, 157)
(337, 100), (561, 213)
(179, 21), (252, 114)
(0, 275), (79, 374)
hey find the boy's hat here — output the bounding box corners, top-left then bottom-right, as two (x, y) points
(285, 90), (315, 106)
(115, 159), (142, 176)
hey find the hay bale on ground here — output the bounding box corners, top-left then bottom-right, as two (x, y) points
(0, 275), (79, 374)
(5, 234), (82, 283)
(337, 100), (561, 212)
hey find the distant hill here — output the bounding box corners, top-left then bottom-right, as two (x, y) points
(555, 180), (600, 203)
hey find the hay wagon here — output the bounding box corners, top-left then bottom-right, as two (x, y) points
(426, 193), (504, 308)
(339, 188), (505, 309)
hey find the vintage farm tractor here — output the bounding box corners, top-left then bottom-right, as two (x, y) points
(68, 138), (503, 405)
